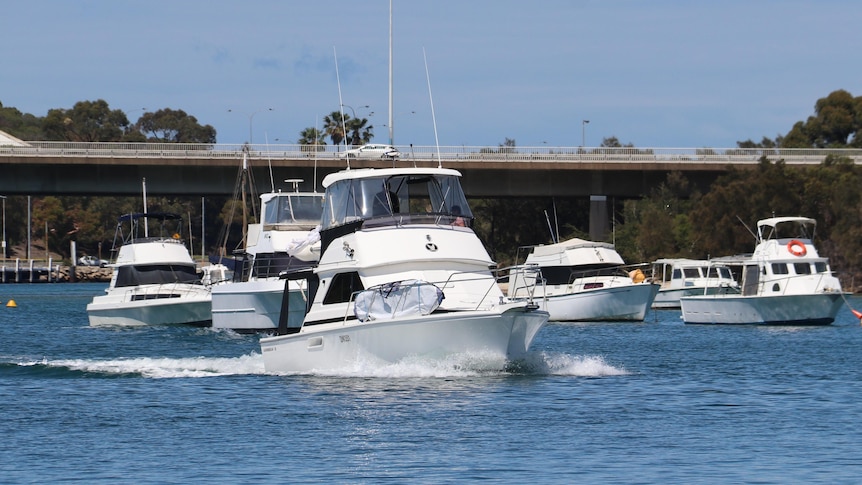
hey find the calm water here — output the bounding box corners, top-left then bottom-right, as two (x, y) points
(2, 283), (862, 483)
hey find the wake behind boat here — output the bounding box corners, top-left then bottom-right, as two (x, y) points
(87, 212), (213, 327)
(680, 216), (845, 325)
(259, 167), (548, 373)
(507, 238), (659, 321)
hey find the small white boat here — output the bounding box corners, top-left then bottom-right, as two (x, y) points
(650, 258), (740, 309)
(210, 189), (323, 332)
(87, 212), (213, 326)
(507, 238), (659, 321)
(259, 166), (548, 373)
(680, 216), (845, 325)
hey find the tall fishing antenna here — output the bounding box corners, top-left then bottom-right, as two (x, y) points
(736, 215), (758, 242)
(423, 48), (442, 169)
(334, 47), (350, 170)
(544, 210), (557, 244)
(313, 115), (320, 191)
(265, 132), (275, 192)
(388, 0), (394, 145)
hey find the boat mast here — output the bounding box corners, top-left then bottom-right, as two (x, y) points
(142, 177), (148, 238)
(388, 0), (394, 145)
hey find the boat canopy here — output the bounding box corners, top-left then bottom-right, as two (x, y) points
(320, 168), (472, 230)
(757, 217), (816, 241)
(261, 192), (324, 230)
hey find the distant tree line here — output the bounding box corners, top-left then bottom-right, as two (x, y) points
(2, 91), (862, 288)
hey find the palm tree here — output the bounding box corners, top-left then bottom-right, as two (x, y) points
(322, 111), (348, 146)
(297, 127), (326, 152)
(346, 117), (374, 146)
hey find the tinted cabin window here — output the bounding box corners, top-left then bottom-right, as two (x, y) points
(323, 272), (365, 304)
(771, 263), (789, 275)
(815, 262), (828, 273)
(794, 263), (812, 275)
(672, 269), (682, 280)
(683, 268), (700, 278)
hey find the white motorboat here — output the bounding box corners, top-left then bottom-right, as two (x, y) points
(259, 167), (549, 373)
(87, 212), (213, 326)
(680, 216), (845, 325)
(507, 238), (659, 321)
(210, 189), (323, 332)
(650, 258), (740, 309)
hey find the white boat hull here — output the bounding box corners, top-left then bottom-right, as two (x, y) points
(87, 284), (212, 327)
(539, 283), (659, 321)
(260, 305), (547, 373)
(680, 292), (844, 325)
(652, 286), (737, 309)
(211, 279), (307, 332)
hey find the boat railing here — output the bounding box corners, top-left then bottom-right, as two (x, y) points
(756, 271), (842, 296)
(121, 281), (209, 301)
(500, 263), (545, 302)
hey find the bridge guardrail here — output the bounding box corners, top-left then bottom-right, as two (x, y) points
(2, 142), (862, 165)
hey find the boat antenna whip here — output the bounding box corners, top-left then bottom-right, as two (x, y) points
(544, 210), (557, 243)
(423, 48), (442, 169)
(334, 46), (350, 170)
(736, 215), (758, 243)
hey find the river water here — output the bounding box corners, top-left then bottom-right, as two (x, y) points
(2, 283), (861, 483)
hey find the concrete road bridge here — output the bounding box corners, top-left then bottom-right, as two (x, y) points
(2, 142), (860, 198)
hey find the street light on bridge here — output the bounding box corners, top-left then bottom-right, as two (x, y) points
(341, 104), (370, 120)
(228, 108), (273, 144)
(582, 120), (590, 147)
(1, 195), (6, 264)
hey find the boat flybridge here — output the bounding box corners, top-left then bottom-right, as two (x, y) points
(680, 216), (846, 325)
(259, 166), (549, 373)
(86, 212), (213, 326)
(211, 186), (323, 332)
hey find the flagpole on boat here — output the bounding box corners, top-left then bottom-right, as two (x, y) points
(388, 0), (394, 145)
(142, 177), (148, 238)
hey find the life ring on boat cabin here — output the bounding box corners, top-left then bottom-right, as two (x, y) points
(787, 239), (807, 257)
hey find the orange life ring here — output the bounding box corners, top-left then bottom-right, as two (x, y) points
(787, 239), (807, 257)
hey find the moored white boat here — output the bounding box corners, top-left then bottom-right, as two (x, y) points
(507, 238), (659, 321)
(210, 188), (322, 332)
(650, 258), (740, 309)
(680, 216), (845, 325)
(259, 167), (548, 373)
(87, 212), (213, 327)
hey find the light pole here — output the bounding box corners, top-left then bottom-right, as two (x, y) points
(228, 108), (273, 144)
(341, 104), (370, 120)
(1, 195), (5, 264)
(582, 120), (590, 147)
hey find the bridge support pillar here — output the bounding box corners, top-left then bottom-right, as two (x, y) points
(589, 195), (609, 241)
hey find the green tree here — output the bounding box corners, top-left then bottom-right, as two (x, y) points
(781, 89), (862, 148)
(0, 102), (43, 140)
(346, 117), (374, 146)
(137, 108), (217, 143)
(41, 99), (129, 142)
(297, 127), (327, 151)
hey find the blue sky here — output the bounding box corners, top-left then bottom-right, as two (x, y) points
(3, 1), (860, 148)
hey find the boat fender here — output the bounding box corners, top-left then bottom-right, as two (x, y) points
(629, 268), (646, 283)
(787, 239), (807, 257)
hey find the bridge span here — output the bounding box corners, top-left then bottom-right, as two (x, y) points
(2, 142), (859, 197)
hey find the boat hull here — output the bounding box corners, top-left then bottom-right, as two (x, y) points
(210, 279), (307, 332)
(87, 283), (212, 326)
(680, 292), (845, 325)
(652, 286), (737, 309)
(540, 283), (659, 321)
(260, 305), (548, 373)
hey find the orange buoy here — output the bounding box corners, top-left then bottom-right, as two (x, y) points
(6, 299), (17, 308)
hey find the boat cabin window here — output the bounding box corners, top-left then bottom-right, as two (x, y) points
(815, 262), (828, 273)
(323, 271), (365, 305)
(321, 173), (472, 229)
(794, 262), (812, 275)
(671, 269), (682, 281)
(683, 268), (700, 279)
(771, 263), (789, 275)
(707, 267), (733, 279)
(115, 264), (201, 288)
(762, 220), (815, 241)
(263, 193), (324, 229)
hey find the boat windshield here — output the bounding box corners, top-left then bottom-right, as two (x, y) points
(761, 220), (815, 241)
(321, 173), (473, 229)
(262, 193), (324, 230)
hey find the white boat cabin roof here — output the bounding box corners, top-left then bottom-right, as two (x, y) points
(757, 216), (816, 240)
(322, 167), (463, 188)
(529, 237), (615, 258)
